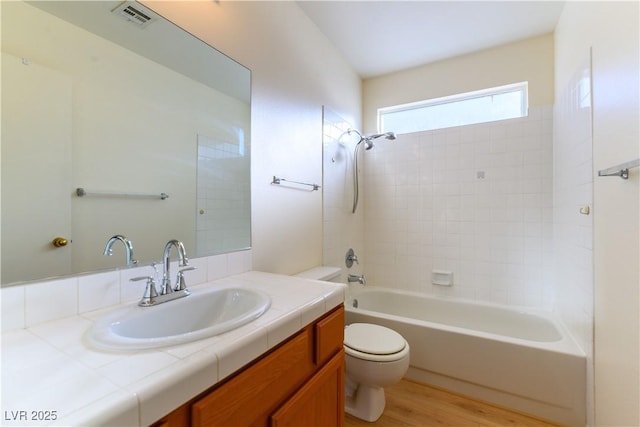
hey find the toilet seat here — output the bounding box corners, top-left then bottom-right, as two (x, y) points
(344, 323), (409, 362)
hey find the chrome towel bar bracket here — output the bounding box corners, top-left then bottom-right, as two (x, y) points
(598, 158), (639, 180)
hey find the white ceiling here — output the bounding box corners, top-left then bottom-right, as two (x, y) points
(297, 1), (565, 78)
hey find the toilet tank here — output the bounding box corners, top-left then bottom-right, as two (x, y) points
(295, 266), (342, 282)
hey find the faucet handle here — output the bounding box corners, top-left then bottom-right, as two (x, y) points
(150, 262), (162, 286)
(130, 275), (153, 282)
(175, 267), (196, 292)
(345, 248), (359, 268)
(130, 276), (158, 306)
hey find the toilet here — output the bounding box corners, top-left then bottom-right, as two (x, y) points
(295, 266), (410, 422)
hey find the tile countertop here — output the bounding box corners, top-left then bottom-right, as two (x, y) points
(1, 271), (346, 427)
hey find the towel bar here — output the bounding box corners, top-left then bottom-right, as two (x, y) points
(271, 176), (320, 191)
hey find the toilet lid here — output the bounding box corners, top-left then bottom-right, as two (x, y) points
(344, 323), (406, 355)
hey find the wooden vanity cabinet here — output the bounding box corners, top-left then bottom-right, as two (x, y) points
(152, 305), (345, 427)
(270, 349), (344, 427)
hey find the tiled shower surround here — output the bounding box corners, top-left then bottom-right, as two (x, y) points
(362, 106), (554, 309)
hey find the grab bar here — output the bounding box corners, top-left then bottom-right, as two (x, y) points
(271, 176), (320, 191)
(76, 187), (169, 200)
(598, 158), (640, 180)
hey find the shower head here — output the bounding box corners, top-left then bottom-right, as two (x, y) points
(362, 131), (396, 150)
(367, 132), (397, 141)
(346, 129), (396, 150)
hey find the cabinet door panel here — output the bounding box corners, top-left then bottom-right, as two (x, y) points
(270, 351), (345, 427)
(315, 307), (344, 365)
(151, 404), (189, 427)
(191, 330), (314, 426)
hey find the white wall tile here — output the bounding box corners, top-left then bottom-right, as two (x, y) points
(185, 256), (209, 286)
(361, 107), (554, 309)
(25, 277), (78, 327)
(228, 250), (252, 275)
(1, 286), (25, 331)
(78, 271), (120, 313)
(5, 251), (253, 328)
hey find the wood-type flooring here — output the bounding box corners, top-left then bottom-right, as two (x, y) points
(344, 380), (561, 427)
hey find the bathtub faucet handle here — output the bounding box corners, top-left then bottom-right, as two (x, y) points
(346, 248), (359, 268)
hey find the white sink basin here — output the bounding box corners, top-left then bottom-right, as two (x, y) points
(87, 286), (271, 351)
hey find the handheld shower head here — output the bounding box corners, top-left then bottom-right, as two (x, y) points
(346, 129), (396, 148)
(362, 131), (396, 150)
(367, 132), (396, 141)
(347, 128), (397, 213)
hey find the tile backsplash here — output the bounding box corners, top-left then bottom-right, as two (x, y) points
(362, 106), (554, 309)
(1, 250), (252, 332)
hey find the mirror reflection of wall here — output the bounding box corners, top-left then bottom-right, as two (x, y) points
(1, 1), (251, 286)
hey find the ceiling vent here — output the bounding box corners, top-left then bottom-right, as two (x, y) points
(111, 2), (155, 29)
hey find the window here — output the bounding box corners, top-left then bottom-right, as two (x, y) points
(378, 82), (528, 134)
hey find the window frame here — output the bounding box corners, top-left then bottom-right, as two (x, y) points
(377, 81), (529, 134)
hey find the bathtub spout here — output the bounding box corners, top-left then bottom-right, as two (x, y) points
(348, 274), (366, 285)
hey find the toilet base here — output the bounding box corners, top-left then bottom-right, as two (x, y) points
(345, 383), (386, 422)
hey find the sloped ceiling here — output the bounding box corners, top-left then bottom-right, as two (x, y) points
(298, 1), (565, 78)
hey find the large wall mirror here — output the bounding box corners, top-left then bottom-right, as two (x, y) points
(1, 1), (251, 286)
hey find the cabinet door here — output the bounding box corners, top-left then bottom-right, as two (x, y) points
(315, 306), (344, 365)
(151, 404), (189, 427)
(191, 330), (314, 427)
(270, 351), (345, 427)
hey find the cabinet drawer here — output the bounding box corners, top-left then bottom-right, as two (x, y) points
(315, 306), (344, 365)
(191, 329), (314, 427)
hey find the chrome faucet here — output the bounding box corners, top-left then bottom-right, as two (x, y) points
(130, 239), (194, 307)
(103, 235), (137, 266)
(348, 274), (366, 285)
(161, 239), (189, 295)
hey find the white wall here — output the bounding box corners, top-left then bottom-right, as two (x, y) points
(138, 2), (363, 275)
(555, 2), (639, 426)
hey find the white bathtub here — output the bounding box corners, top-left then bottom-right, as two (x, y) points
(345, 287), (586, 426)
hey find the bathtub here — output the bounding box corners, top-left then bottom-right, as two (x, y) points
(345, 287), (586, 426)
